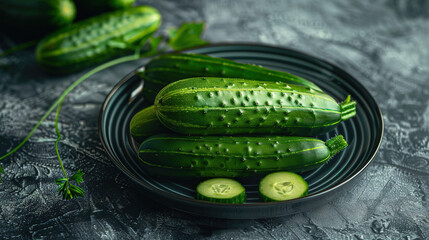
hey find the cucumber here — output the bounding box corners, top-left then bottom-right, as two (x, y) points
(259, 172), (308, 202)
(74, 0), (135, 19)
(130, 105), (168, 142)
(35, 5), (161, 74)
(138, 134), (348, 178)
(196, 178), (246, 204)
(138, 53), (323, 102)
(154, 77), (356, 136)
(0, 0), (76, 37)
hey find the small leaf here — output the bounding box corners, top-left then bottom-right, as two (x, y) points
(167, 27), (178, 39)
(70, 169), (85, 185)
(149, 36), (163, 51)
(132, 33), (154, 56)
(57, 180), (67, 194)
(70, 184), (85, 197)
(57, 173), (85, 200)
(65, 188), (71, 200)
(142, 36), (163, 57)
(167, 22), (209, 51)
(57, 183), (66, 193)
(56, 178), (67, 184)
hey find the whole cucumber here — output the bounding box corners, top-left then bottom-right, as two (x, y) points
(35, 5), (161, 74)
(139, 53), (323, 102)
(130, 105), (168, 142)
(139, 134), (348, 178)
(155, 77), (356, 136)
(0, 0), (76, 37)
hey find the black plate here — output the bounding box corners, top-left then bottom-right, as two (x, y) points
(98, 43), (383, 219)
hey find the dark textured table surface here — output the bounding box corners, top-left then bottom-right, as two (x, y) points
(1, 0), (429, 239)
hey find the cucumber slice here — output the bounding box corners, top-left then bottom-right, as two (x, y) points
(259, 172), (308, 202)
(196, 178), (246, 204)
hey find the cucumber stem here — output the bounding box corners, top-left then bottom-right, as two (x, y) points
(325, 135), (348, 156)
(340, 95), (356, 120)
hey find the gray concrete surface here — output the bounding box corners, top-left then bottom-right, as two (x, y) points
(0, 0), (428, 239)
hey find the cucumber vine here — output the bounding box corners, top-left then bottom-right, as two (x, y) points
(0, 22), (207, 200)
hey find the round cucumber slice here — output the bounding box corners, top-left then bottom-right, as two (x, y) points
(196, 178), (246, 204)
(259, 172), (308, 202)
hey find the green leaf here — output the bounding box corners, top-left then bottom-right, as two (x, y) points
(56, 178), (67, 184)
(70, 169), (85, 185)
(132, 33), (155, 56)
(56, 176), (85, 200)
(64, 188), (71, 200)
(70, 184), (85, 197)
(167, 28), (178, 39)
(167, 22), (209, 51)
(57, 183), (66, 193)
(56, 169), (85, 199)
(144, 36), (163, 56)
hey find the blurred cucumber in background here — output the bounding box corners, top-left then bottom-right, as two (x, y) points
(0, 0), (76, 38)
(35, 5), (161, 74)
(0, 0), (208, 74)
(0, 0), (136, 39)
(74, 0), (136, 19)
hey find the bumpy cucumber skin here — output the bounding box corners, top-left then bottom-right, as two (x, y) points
(130, 105), (168, 142)
(155, 77), (355, 136)
(35, 6), (161, 74)
(138, 134), (346, 178)
(139, 53), (323, 102)
(196, 178), (246, 204)
(259, 172), (308, 202)
(0, 0), (76, 36)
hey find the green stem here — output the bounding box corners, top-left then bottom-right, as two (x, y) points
(325, 135), (348, 156)
(0, 40), (39, 57)
(340, 95), (357, 121)
(55, 99), (68, 179)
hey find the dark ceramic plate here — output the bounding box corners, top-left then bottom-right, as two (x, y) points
(99, 43), (383, 219)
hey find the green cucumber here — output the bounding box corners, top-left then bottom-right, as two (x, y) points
(35, 5), (161, 74)
(130, 105), (168, 142)
(155, 77), (356, 136)
(74, 0), (135, 19)
(138, 134), (348, 178)
(196, 178), (246, 204)
(138, 53), (323, 102)
(259, 172), (308, 202)
(0, 0), (76, 37)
